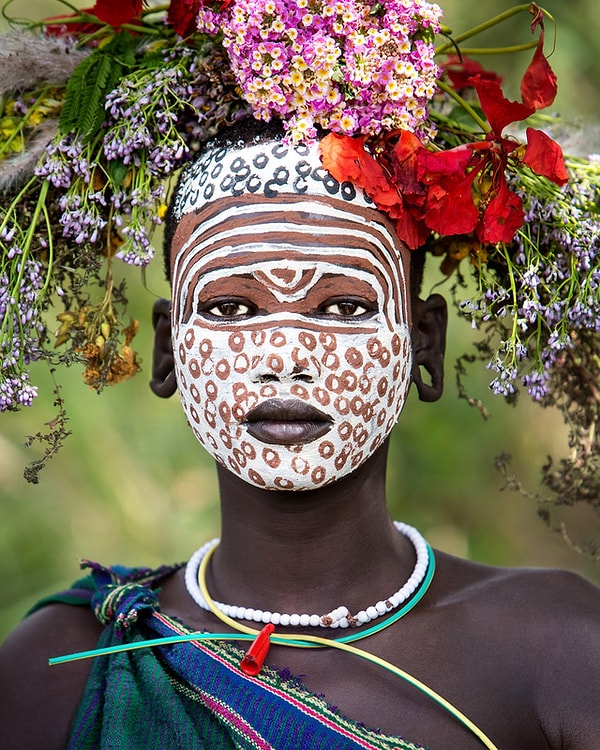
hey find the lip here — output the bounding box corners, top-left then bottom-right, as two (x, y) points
(243, 398), (333, 445)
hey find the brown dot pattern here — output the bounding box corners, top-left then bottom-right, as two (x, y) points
(174, 321), (412, 490)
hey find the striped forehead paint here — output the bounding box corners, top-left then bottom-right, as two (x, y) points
(169, 135), (414, 491)
(171, 195), (410, 328)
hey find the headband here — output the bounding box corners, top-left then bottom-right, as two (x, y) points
(170, 135), (373, 222)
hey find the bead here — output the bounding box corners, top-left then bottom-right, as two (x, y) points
(184, 522), (431, 630)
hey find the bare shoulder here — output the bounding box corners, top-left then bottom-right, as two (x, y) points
(435, 549), (600, 611)
(435, 554), (600, 749)
(0, 602), (104, 750)
(503, 566), (600, 750)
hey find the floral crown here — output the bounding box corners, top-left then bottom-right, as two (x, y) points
(1, 0), (599, 541)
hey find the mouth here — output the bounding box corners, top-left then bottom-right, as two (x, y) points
(243, 398), (333, 445)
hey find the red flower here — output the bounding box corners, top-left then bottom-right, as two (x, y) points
(91, 0), (144, 27)
(167, 0), (201, 37)
(416, 72), (567, 244)
(321, 17), (568, 252)
(320, 132), (430, 249)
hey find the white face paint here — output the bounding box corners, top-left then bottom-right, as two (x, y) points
(170, 191), (414, 491)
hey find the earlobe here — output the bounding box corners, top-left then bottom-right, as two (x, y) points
(149, 298), (178, 398)
(411, 293), (447, 403)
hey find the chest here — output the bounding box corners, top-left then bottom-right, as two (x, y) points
(264, 626), (544, 750)
(163, 601), (547, 750)
(158, 567), (556, 750)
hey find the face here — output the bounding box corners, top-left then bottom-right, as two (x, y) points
(169, 191), (414, 491)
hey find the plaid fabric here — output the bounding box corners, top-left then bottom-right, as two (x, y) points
(37, 562), (425, 750)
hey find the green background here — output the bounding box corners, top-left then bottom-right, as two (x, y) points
(1, 0), (599, 639)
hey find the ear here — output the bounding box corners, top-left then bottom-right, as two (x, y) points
(149, 298), (177, 398)
(411, 293), (447, 402)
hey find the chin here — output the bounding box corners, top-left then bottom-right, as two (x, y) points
(211, 448), (370, 492)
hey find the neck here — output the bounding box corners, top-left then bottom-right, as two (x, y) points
(206, 442), (417, 616)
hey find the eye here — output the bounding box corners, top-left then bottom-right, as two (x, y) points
(319, 298), (374, 318)
(200, 298), (255, 318)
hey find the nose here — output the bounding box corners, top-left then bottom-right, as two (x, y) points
(250, 334), (320, 384)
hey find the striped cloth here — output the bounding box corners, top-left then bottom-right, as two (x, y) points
(33, 562), (425, 750)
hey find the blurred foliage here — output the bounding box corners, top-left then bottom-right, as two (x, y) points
(1, 0), (599, 639)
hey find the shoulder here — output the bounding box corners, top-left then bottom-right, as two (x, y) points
(0, 601), (104, 750)
(435, 553), (600, 641)
(433, 549), (600, 608)
(434, 554), (600, 748)
(507, 567), (600, 749)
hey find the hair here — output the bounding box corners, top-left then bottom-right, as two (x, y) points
(163, 118), (427, 303)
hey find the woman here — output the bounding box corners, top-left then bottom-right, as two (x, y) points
(1, 121), (599, 750)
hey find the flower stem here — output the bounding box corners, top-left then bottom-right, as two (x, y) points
(455, 42), (538, 56)
(435, 4), (533, 55)
(435, 79), (490, 134)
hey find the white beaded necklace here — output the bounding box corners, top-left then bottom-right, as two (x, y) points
(184, 521), (430, 629)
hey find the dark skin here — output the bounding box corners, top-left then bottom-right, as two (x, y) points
(1, 282), (599, 750)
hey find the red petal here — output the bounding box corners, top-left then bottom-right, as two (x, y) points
(523, 128), (569, 186)
(92, 0), (143, 26)
(389, 130), (428, 203)
(472, 75), (534, 136)
(423, 170), (479, 236)
(394, 211), (430, 250)
(320, 133), (399, 211)
(478, 180), (524, 243)
(521, 31), (557, 110)
(167, 0), (201, 37)
(442, 55), (503, 91)
(417, 143), (473, 182)
(44, 10), (103, 36)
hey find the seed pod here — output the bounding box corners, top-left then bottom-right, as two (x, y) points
(54, 332), (70, 348)
(56, 312), (76, 323)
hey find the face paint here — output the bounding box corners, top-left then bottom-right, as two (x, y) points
(170, 137), (413, 491)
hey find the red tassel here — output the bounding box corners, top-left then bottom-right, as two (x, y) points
(240, 624), (275, 676)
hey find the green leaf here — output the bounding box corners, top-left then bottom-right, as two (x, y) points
(107, 158), (129, 188)
(58, 33), (141, 144)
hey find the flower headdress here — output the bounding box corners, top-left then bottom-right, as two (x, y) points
(1, 0), (598, 543)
